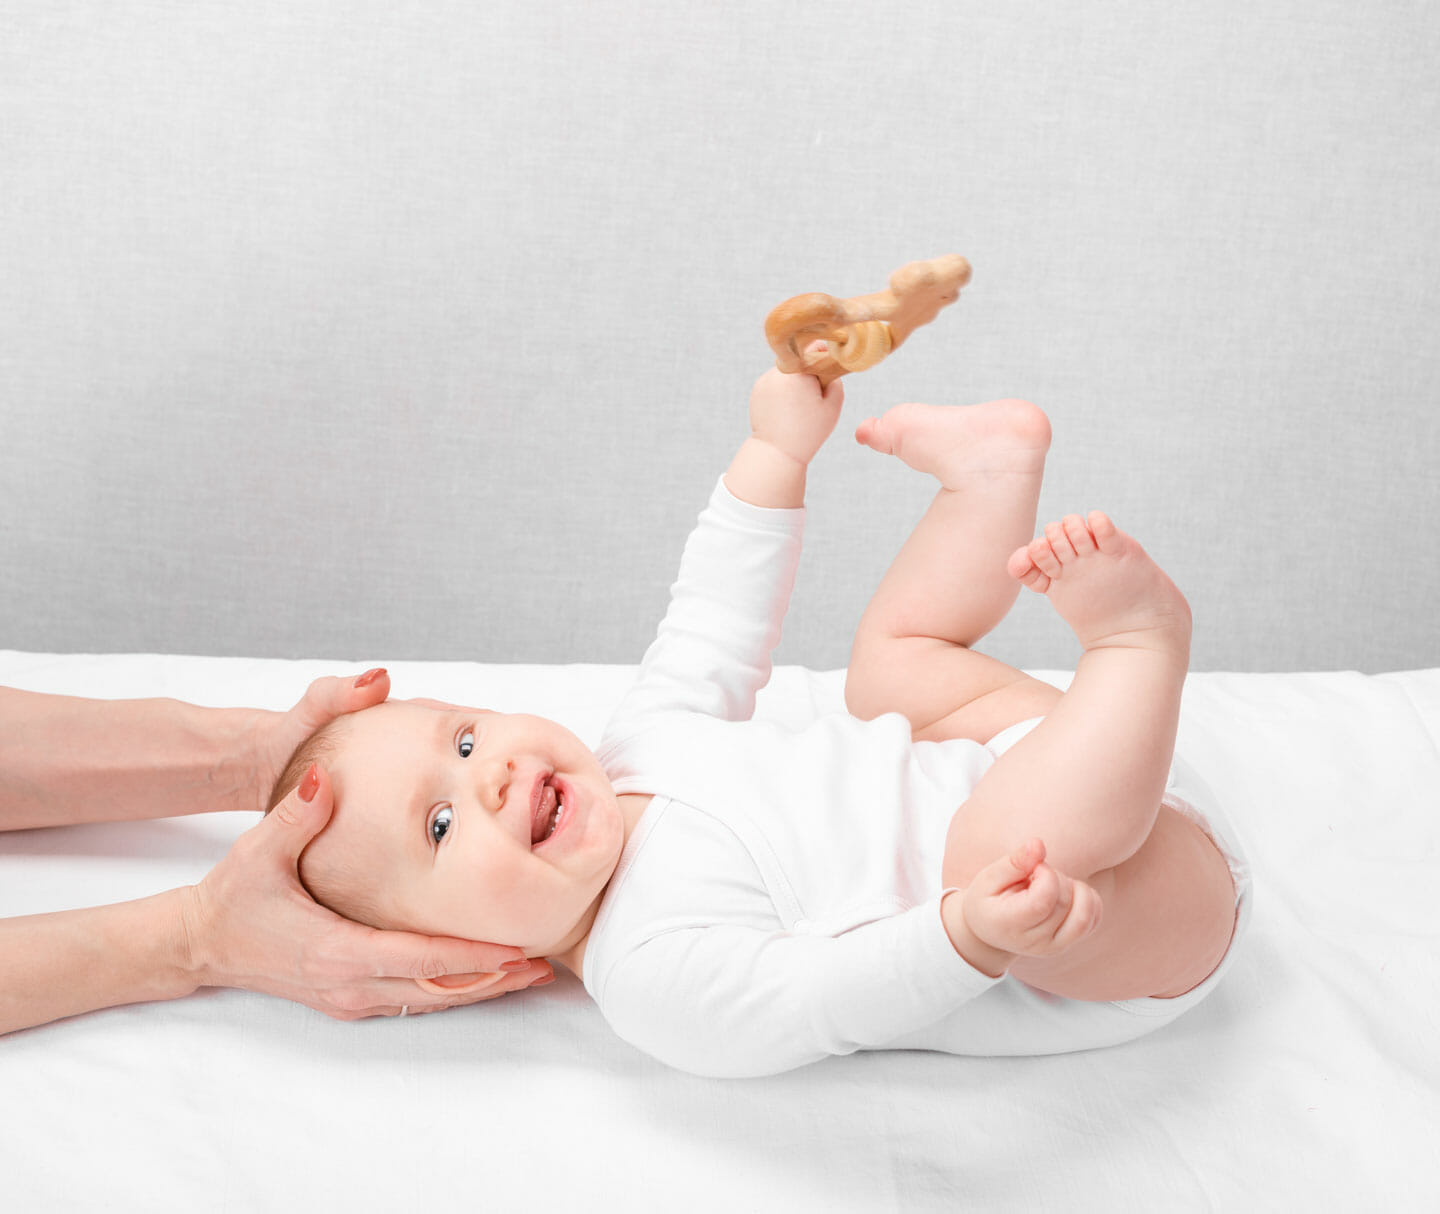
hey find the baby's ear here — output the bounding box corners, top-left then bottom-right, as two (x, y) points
(413, 972), (499, 996)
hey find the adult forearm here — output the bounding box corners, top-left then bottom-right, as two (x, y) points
(0, 688), (273, 829)
(0, 890), (198, 1036)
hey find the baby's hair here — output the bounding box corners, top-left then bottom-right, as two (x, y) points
(267, 719), (388, 929)
(267, 722), (346, 814)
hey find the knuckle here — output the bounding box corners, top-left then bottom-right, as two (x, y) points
(416, 954), (451, 981)
(271, 799), (304, 828)
(331, 989), (372, 1015)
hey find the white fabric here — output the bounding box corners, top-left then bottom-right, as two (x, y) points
(587, 479), (1247, 1076)
(2, 649), (1437, 1210)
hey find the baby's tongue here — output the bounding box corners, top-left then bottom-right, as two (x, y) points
(532, 782), (559, 844)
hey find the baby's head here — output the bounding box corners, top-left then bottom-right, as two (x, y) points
(271, 700), (625, 960)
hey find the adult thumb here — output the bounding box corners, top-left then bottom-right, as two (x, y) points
(291, 668), (390, 734)
(265, 762), (336, 862)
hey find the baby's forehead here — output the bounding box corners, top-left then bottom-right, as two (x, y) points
(328, 703), (450, 809)
(340, 699), (449, 745)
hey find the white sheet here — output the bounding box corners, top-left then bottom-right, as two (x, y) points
(2, 650), (1437, 1211)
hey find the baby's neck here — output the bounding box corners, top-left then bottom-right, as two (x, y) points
(550, 792), (654, 982)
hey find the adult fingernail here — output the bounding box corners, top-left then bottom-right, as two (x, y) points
(354, 667), (386, 688)
(530, 972), (556, 986)
(298, 763), (320, 802)
(500, 958), (532, 972)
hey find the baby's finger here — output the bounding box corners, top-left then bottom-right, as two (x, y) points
(974, 838), (1046, 899)
(1017, 860), (1063, 925)
(1011, 837), (1046, 880)
(1052, 880), (1103, 951)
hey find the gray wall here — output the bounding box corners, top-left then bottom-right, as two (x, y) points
(3, 1), (1437, 673)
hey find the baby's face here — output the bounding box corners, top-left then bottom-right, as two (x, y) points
(310, 700), (625, 957)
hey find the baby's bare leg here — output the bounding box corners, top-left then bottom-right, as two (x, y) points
(845, 400), (1062, 744)
(941, 515), (1237, 998)
(942, 512), (1191, 887)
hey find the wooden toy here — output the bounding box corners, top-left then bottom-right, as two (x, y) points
(764, 254), (972, 386)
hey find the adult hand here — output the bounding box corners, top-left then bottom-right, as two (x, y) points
(181, 762), (553, 1019)
(250, 668), (393, 810)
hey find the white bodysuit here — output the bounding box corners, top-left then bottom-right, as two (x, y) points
(584, 479), (1252, 1078)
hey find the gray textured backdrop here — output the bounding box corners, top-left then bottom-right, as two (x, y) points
(2, 1), (1437, 673)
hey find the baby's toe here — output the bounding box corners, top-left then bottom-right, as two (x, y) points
(1062, 514), (1096, 555)
(1087, 510), (1120, 553)
(1028, 535), (1063, 580)
(1045, 520), (1078, 562)
(1006, 545), (1050, 591)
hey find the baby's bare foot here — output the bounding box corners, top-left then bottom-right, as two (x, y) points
(1006, 512), (1192, 654)
(855, 399), (1050, 489)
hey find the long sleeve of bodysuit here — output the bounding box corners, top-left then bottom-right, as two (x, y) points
(603, 476), (803, 739)
(593, 476), (1004, 1077)
(597, 902), (1002, 1078)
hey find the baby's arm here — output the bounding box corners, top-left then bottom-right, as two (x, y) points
(940, 839), (1104, 978)
(724, 361), (845, 509)
(598, 908), (1002, 1078)
(600, 366), (843, 739)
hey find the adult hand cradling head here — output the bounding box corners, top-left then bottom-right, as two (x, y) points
(185, 670), (555, 1020)
(0, 670), (552, 1036)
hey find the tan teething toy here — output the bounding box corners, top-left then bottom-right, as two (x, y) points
(765, 254), (972, 387)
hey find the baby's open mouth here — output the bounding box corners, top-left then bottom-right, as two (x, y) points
(530, 775), (566, 846)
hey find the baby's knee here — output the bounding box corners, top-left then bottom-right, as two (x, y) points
(843, 637), (890, 720)
(844, 676), (888, 723)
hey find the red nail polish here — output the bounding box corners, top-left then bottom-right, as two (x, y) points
(354, 667), (386, 688)
(298, 763), (320, 802)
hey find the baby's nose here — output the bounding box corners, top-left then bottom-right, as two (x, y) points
(483, 758), (515, 810)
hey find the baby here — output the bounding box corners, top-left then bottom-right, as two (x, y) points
(273, 365), (1250, 1077)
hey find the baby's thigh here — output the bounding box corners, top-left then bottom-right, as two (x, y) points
(911, 675), (1062, 745)
(847, 635), (1061, 743)
(1008, 806), (1239, 1000)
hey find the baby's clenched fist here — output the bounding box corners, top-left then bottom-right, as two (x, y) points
(747, 352), (845, 468)
(942, 838), (1103, 976)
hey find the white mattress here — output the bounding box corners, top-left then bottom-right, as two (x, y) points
(2, 650), (1437, 1211)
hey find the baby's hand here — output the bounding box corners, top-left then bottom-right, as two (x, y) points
(943, 839), (1103, 975)
(747, 345), (845, 468)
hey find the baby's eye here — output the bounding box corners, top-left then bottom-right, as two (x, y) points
(431, 805), (454, 845)
(457, 729), (475, 759)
